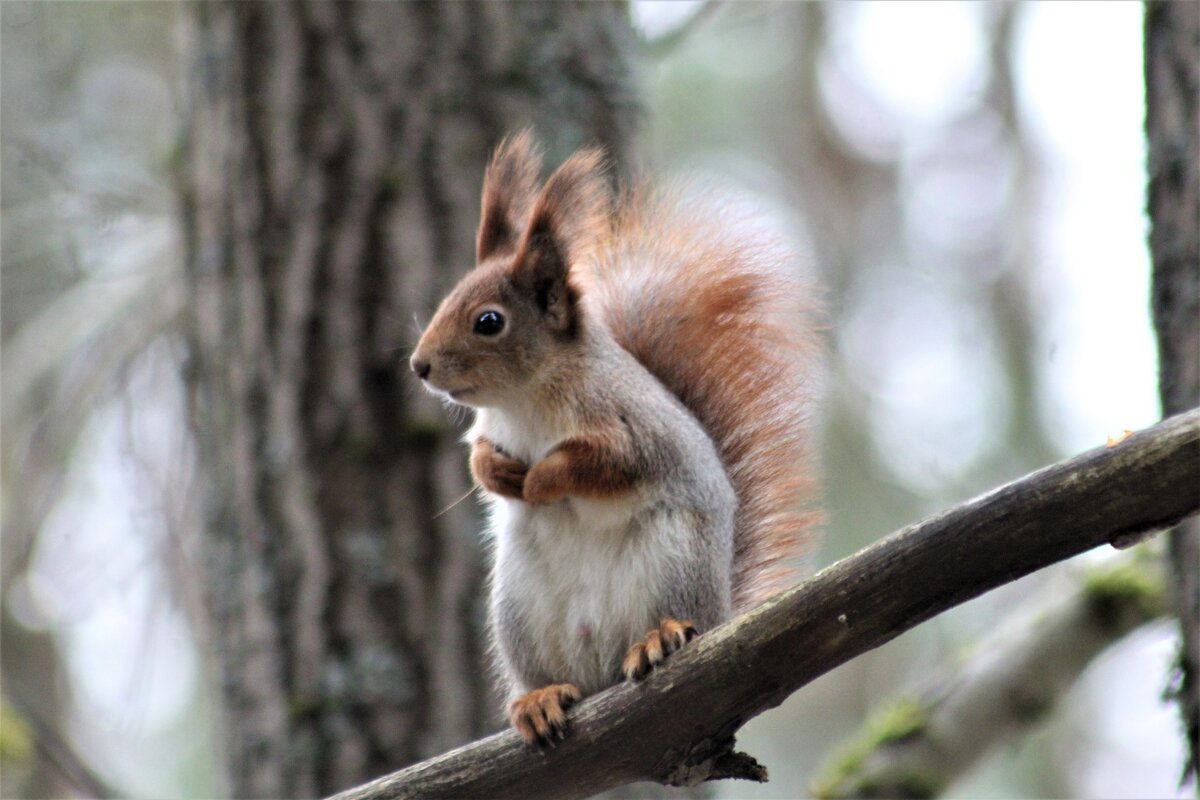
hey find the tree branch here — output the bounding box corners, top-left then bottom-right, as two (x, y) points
(811, 555), (1168, 798)
(331, 409), (1200, 800)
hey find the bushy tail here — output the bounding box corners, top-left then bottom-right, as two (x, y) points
(579, 186), (822, 611)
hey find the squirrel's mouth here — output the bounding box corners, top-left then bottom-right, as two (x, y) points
(419, 377), (475, 404)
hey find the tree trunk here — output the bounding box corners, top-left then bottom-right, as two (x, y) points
(1145, 0), (1200, 782)
(177, 2), (637, 796)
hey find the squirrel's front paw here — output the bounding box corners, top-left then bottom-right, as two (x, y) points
(522, 453), (570, 505)
(622, 617), (698, 681)
(471, 439), (528, 500)
(508, 683), (583, 748)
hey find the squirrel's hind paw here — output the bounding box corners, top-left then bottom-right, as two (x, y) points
(508, 683), (583, 748)
(622, 617), (698, 682)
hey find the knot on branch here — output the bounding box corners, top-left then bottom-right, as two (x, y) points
(659, 737), (768, 787)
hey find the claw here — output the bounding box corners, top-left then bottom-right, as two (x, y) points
(623, 617), (698, 682)
(509, 683), (582, 748)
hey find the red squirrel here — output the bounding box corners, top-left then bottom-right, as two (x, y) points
(410, 132), (820, 746)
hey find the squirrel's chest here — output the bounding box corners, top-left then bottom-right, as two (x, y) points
(471, 408), (565, 465)
(491, 498), (685, 693)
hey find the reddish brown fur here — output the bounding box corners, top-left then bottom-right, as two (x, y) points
(577, 185), (823, 611)
(477, 131), (543, 262)
(517, 147), (608, 262)
(417, 137), (821, 747)
(523, 424), (640, 505)
(420, 142), (642, 507)
(506, 148), (609, 337)
(410, 144), (607, 406)
(470, 437), (528, 500)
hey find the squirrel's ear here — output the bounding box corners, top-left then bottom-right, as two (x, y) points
(477, 131), (543, 263)
(510, 148), (608, 334)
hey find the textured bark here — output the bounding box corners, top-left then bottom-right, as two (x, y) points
(177, 2), (637, 796)
(333, 410), (1200, 800)
(1145, 1), (1200, 781)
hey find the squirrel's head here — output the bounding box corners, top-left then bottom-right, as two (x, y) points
(410, 132), (607, 408)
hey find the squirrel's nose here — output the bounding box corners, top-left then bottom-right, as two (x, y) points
(411, 357), (431, 380)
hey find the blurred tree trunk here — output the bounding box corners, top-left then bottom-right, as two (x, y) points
(177, 2), (637, 796)
(1145, 1), (1200, 782)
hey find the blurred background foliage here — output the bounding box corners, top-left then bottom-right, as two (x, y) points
(0, 1), (1183, 798)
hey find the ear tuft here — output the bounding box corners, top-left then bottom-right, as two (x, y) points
(522, 148), (608, 258)
(477, 130), (543, 263)
(510, 147), (609, 334)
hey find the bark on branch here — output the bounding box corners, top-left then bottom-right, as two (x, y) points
(332, 409), (1200, 800)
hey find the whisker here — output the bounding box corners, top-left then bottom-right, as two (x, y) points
(433, 486), (480, 519)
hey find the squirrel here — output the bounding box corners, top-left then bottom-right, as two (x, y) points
(410, 132), (820, 747)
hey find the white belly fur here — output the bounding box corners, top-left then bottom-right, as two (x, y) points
(490, 490), (690, 694)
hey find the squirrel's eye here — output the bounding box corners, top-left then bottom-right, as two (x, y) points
(473, 310), (505, 336)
